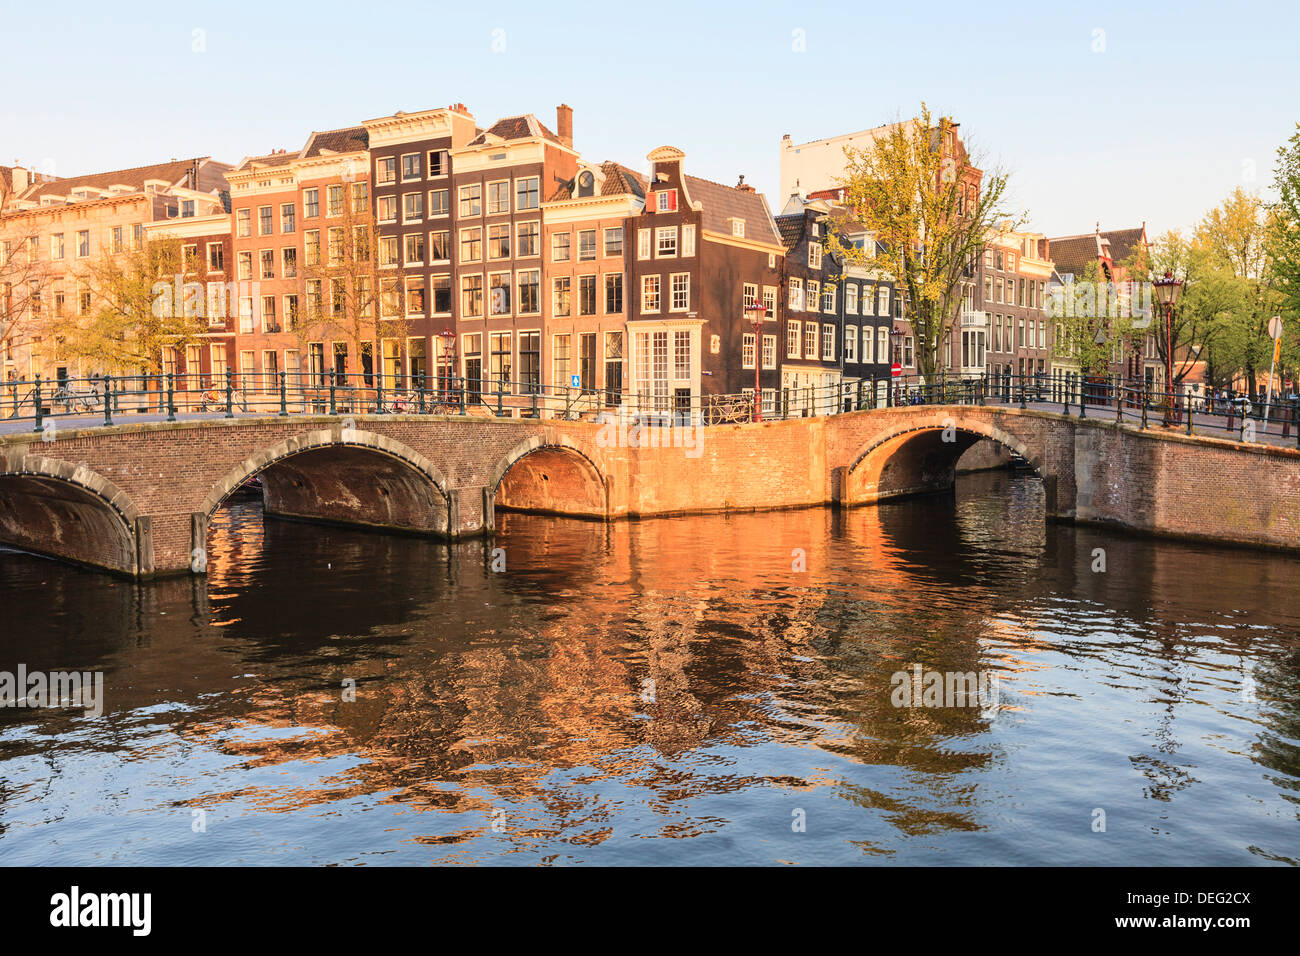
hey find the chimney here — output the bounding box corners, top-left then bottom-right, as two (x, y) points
(736, 174), (755, 193)
(556, 104), (573, 148)
(11, 166), (29, 193)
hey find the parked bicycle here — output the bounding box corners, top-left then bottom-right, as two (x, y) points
(704, 394), (754, 425)
(51, 384), (102, 413)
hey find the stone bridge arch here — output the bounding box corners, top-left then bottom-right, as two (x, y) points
(0, 455), (144, 576)
(200, 426), (455, 544)
(487, 434), (608, 526)
(844, 411), (1054, 509)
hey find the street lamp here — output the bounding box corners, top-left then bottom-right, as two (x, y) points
(745, 296), (766, 421)
(1152, 271), (1183, 425)
(437, 327), (457, 402)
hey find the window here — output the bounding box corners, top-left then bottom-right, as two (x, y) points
(822, 284), (836, 313)
(807, 280), (820, 311)
(460, 227), (482, 263)
(786, 320), (801, 359)
(552, 277), (571, 317)
(260, 249), (275, 279)
(743, 282), (759, 315)
(552, 232), (571, 262)
(578, 275), (597, 315)
(605, 273), (623, 314)
(845, 284), (858, 315)
(731, 219), (745, 238)
(431, 276), (451, 314)
(261, 295), (277, 331)
(637, 228), (651, 260)
(428, 150), (448, 177)
(236, 209), (251, 237)
(605, 331), (623, 404)
(378, 195), (397, 223)
(669, 273), (689, 312)
(304, 230), (321, 266)
(520, 331), (541, 392)
(862, 326), (875, 363)
(281, 202), (296, 233)
(641, 275), (661, 313)
(517, 269), (540, 314)
(50, 234), (64, 259)
(108, 226), (123, 254)
(237, 251), (252, 280)
(876, 286), (889, 316)
(258, 205), (273, 235)
(516, 176), (539, 210)
(401, 152), (421, 181)
(284, 294), (298, 330)
(604, 227), (623, 256)
(762, 334), (776, 369)
(822, 323), (835, 360)
(403, 192), (423, 223)
(305, 279), (321, 316)
(378, 235), (397, 267)
(239, 297), (254, 334)
(304, 188), (319, 218)
(461, 275), (483, 317)
(808, 242), (822, 269)
(377, 156), (397, 185)
(553, 333), (570, 388)
(208, 242), (224, 272)
(845, 326), (858, 362)
(404, 233), (425, 266)
(578, 229), (597, 261)
(656, 190), (677, 213)
(459, 184), (482, 217)
(429, 230), (450, 262)
(763, 286), (776, 320)
(352, 182), (367, 213)
(489, 273), (511, 315)
(788, 277), (803, 311)
(674, 330), (691, 379)
(487, 180), (510, 215)
(742, 332), (756, 369)
(428, 189), (449, 217)
(904, 335), (914, 367)
(804, 322), (818, 359)
(517, 221), (540, 257)
(682, 224), (695, 257)
(488, 224), (510, 260)
(656, 226), (677, 258)
(877, 327), (889, 364)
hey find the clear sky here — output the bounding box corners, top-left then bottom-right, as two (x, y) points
(2, 0), (1296, 238)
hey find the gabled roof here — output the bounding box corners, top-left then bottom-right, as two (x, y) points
(1048, 226), (1146, 277)
(302, 126), (369, 157)
(774, 214), (805, 250)
(467, 114), (565, 148)
(17, 158), (208, 201)
(548, 161), (645, 202)
(684, 174), (781, 246)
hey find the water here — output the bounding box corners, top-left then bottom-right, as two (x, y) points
(0, 471), (1296, 865)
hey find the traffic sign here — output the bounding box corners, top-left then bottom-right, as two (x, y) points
(1269, 316), (1284, 340)
(891, 363), (902, 378)
(570, 374), (581, 388)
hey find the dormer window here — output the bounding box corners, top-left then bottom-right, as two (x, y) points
(656, 189), (677, 213)
(731, 219), (745, 238)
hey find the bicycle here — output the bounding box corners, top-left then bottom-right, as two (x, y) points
(199, 388), (247, 412)
(51, 385), (101, 414)
(704, 395), (754, 426)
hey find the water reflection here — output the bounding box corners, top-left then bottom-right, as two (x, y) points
(0, 471), (1297, 865)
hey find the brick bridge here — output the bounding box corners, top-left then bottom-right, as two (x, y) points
(2, 405), (1298, 577)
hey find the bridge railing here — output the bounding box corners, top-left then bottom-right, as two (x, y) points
(5, 370), (1298, 448)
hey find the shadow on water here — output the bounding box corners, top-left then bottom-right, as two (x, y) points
(0, 470), (1296, 864)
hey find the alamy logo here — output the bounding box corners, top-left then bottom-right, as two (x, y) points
(0, 665), (103, 717)
(595, 410), (703, 458)
(49, 886), (151, 936)
(890, 664), (1000, 716)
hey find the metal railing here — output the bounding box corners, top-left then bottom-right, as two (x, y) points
(4, 370), (1297, 449)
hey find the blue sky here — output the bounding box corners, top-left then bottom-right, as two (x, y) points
(2, 0), (1296, 238)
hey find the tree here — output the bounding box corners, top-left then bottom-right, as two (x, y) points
(826, 104), (1021, 380)
(1193, 187), (1280, 393)
(1267, 123), (1300, 384)
(295, 178), (410, 388)
(47, 234), (208, 375)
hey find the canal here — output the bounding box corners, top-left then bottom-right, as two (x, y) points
(0, 470), (1296, 865)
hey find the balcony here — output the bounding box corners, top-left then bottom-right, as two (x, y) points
(960, 310), (988, 328)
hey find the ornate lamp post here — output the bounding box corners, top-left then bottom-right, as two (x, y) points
(1152, 271), (1183, 426)
(745, 296), (766, 421)
(437, 327), (457, 401)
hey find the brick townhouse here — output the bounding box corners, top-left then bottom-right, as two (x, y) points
(0, 158), (230, 385)
(980, 228), (1053, 394)
(627, 146), (785, 419)
(450, 106), (579, 407)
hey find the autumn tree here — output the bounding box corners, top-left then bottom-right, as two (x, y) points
(1267, 123), (1300, 381)
(47, 234), (207, 375)
(296, 177), (410, 388)
(826, 104), (1021, 380)
(0, 180), (54, 377)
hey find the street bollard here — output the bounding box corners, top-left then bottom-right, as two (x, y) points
(103, 375), (114, 427)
